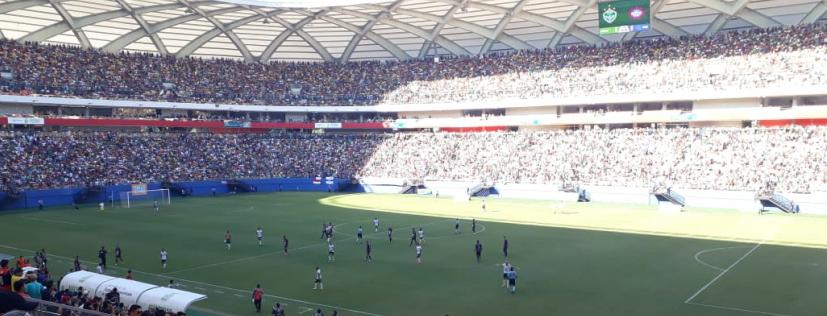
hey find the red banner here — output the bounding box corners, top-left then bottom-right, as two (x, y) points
(440, 126), (509, 133)
(0, 117), (6, 125)
(44, 118), (223, 128)
(759, 119), (827, 127)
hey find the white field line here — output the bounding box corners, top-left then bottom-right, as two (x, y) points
(693, 246), (753, 272)
(20, 216), (80, 225)
(686, 302), (791, 316)
(166, 218), (451, 275)
(685, 241), (764, 303)
(0, 244), (384, 316)
(426, 224), (487, 240)
(162, 220), (361, 275)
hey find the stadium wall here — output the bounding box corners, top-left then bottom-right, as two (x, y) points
(424, 182), (827, 215)
(0, 178), (349, 210)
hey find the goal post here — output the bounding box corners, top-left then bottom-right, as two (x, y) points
(119, 189), (171, 208)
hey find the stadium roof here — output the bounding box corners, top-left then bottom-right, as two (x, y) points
(0, 0), (824, 62)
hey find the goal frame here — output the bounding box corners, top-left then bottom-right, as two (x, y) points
(121, 189), (171, 208)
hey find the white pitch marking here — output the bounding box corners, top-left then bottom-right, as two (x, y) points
(427, 224), (487, 240)
(20, 216), (80, 225)
(692, 246), (752, 272)
(685, 241), (763, 303)
(299, 307), (314, 314)
(686, 302), (791, 316)
(167, 219), (449, 275)
(162, 219), (363, 275)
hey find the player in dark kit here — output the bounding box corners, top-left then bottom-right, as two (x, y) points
(409, 228), (417, 247)
(225, 230), (232, 250)
(98, 246), (108, 270)
(114, 244), (123, 265)
(73, 256), (82, 271)
(282, 235), (289, 255)
(272, 303), (285, 316)
(475, 240), (483, 263)
(252, 284), (263, 313)
(472, 219), (477, 233)
(365, 240), (373, 262)
(503, 236), (509, 258)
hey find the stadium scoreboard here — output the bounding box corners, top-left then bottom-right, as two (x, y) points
(598, 0), (651, 35)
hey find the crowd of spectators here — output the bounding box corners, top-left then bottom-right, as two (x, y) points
(1, 126), (826, 194)
(0, 131), (384, 192)
(0, 256), (183, 316)
(0, 24), (824, 106)
(359, 126), (827, 193)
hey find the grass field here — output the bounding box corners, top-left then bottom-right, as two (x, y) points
(2, 192), (827, 316)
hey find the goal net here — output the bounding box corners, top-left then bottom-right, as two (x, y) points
(119, 189), (171, 208)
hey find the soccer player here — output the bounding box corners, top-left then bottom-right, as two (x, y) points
(252, 284), (263, 313)
(125, 270), (133, 280)
(327, 242), (335, 262)
(455, 219), (460, 234)
(503, 236), (509, 258)
(372, 217), (379, 232)
(114, 244), (123, 265)
(472, 219), (477, 233)
(415, 242), (423, 264)
(73, 202), (79, 210)
(314, 309), (324, 316)
(417, 227), (424, 244)
(313, 267), (323, 290)
(320, 223), (327, 239)
(160, 248), (168, 269)
(98, 246), (108, 270)
(501, 260), (511, 287)
(365, 240), (373, 263)
(256, 227), (264, 246)
(73, 256), (81, 272)
(481, 199), (486, 212)
(475, 240), (483, 263)
(225, 230), (232, 250)
(168, 279), (175, 288)
(272, 303), (285, 316)
(356, 226), (364, 244)
(507, 267), (517, 294)
(99, 202), (105, 212)
(153, 200), (159, 212)
(326, 222), (335, 239)
(282, 235), (289, 255)
(409, 228), (417, 247)
(387, 226), (393, 243)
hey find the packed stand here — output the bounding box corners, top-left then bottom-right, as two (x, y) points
(358, 126), (827, 193)
(1, 127), (827, 193)
(0, 132), (383, 191)
(0, 24), (824, 106)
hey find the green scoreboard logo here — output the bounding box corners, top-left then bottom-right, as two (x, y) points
(598, 0), (651, 35)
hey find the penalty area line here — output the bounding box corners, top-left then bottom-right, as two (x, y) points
(685, 241), (763, 303)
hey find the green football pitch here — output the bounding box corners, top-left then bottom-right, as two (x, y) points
(2, 192), (827, 316)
